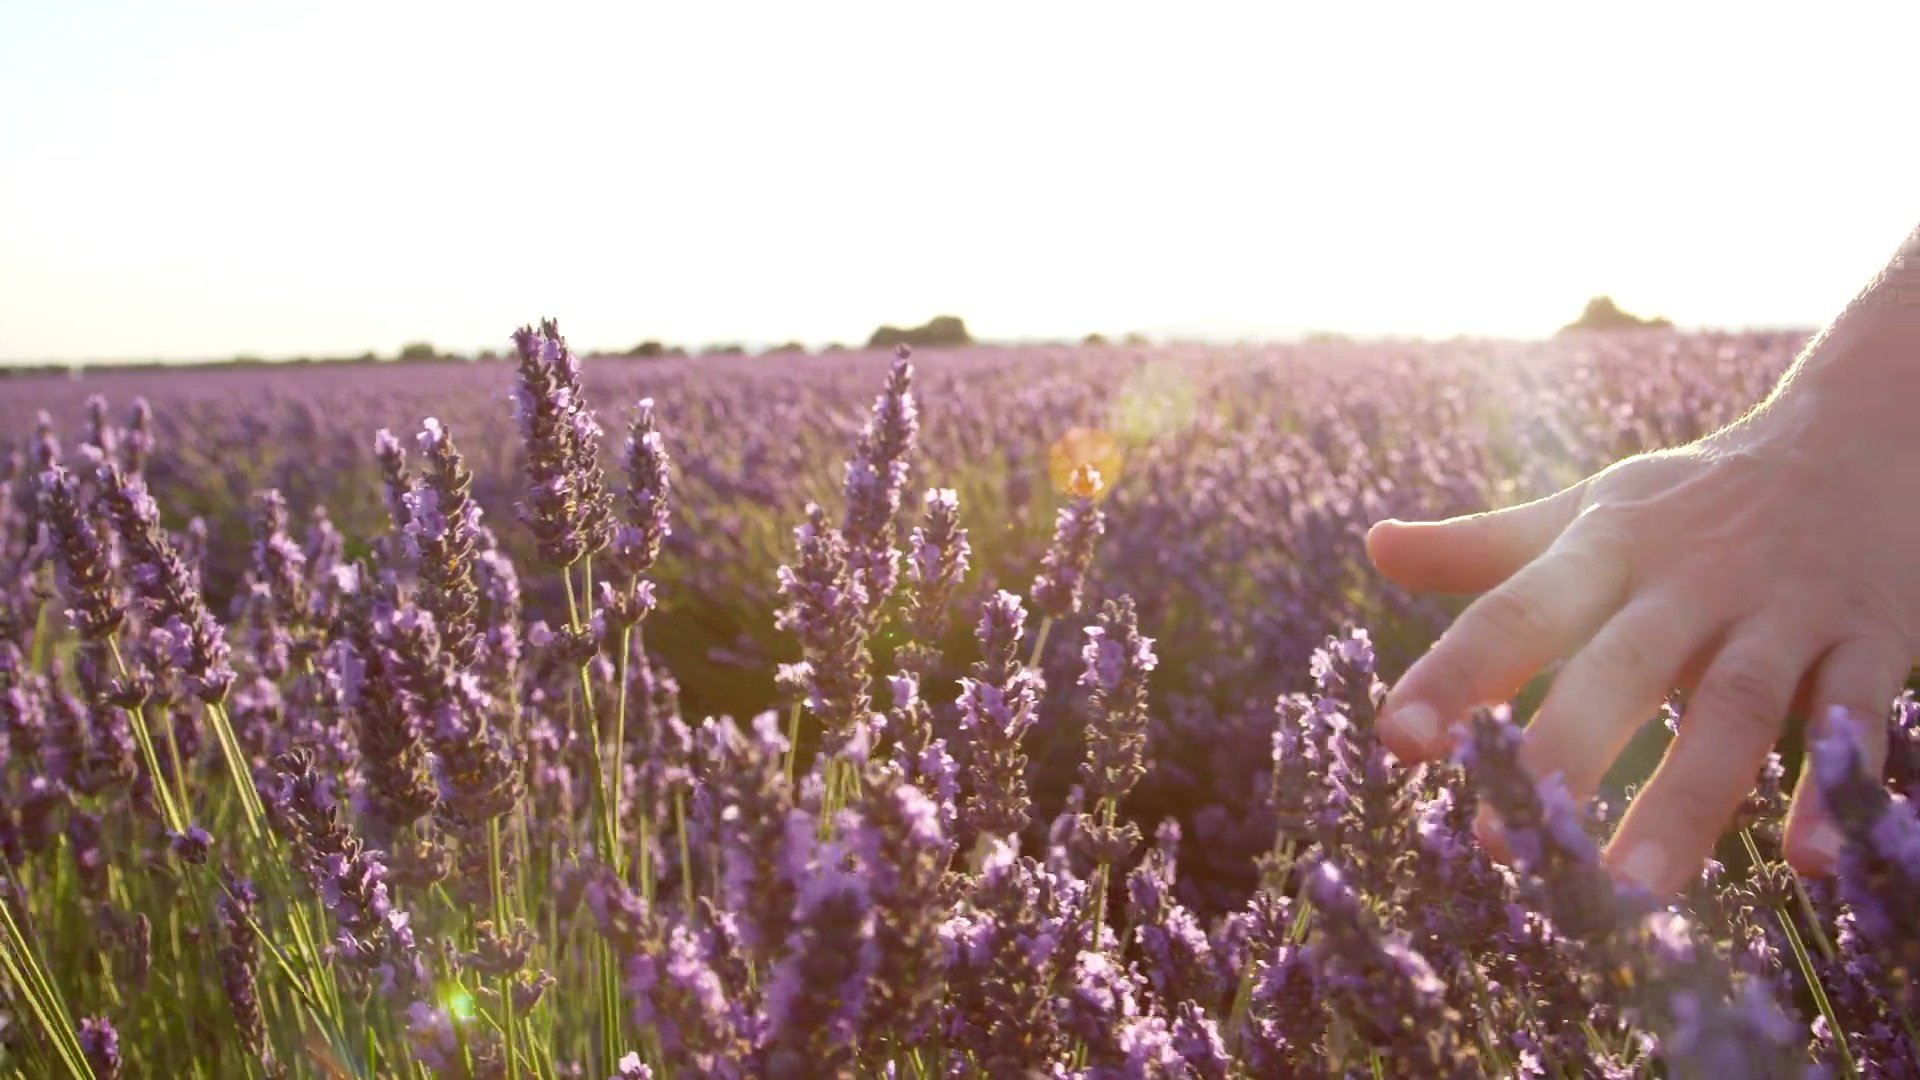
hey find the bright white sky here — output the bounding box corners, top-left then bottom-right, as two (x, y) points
(1, 2), (1916, 362)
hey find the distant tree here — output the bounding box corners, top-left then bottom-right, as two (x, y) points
(397, 342), (437, 361)
(1082, 332), (1109, 346)
(1558, 296), (1673, 335)
(822, 343), (847, 353)
(867, 315), (972, 350)
(763, 341), (808, 356)
(628, 341), (669, 358)
(1122, 331), (1150, 347)
(706, 344), (746, 356)
(477, 349), (500, 362)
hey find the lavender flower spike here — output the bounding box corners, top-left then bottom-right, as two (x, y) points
(841, 346), (919, 615)
(958, 591), (1043, 838)
(611, 396), (673, 581)
(898, 486), (970, 677)
(405, 418), (484, 667)
(37, 467), (125, 642)
(79, 1015), (122, 1080)
(510, 318), (614, 567)
(96, 462), (235, 703)
(1811, 704), (1920, 975)
(1031, 463), (1107, 620)
(1074, 595), (1156, 866)
(774, 504), (875, 754)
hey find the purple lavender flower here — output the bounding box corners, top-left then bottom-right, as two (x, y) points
(942, 837), (1081, 1072)
(1125, 823), (1222, 1010)
(1243, 943), (1325, 1074)
(774, 504), (875, 755)
(847, 764), (950, 1041)
(758, 855), (878, 1077)
(243, 489), (312, 678)
(899, 486), (970, 669)
(1075, 595), (1156, 866)
(609, 397), (673, 581)
(840, 348), (918, 616)
(214, 867), (276, 1074)
(611, 1052), (653, 1079)
(37, 468), (125, 642)
(713, 712), (799, 958)
(1460, 707), (1623, 943)
(1030, 462), (1107, 621)
(262, 747), (424, 996)
(957, 590), (1043, 839)
(511, 318), (614, 567)
(405, 418), (484, 667)
(627, 917), (749, 1078)
(96, 462), (234, 703)
(340, 600), (439, 843)
(1302, 858), (1468, 1071)
(122, 397), (153, 476)
(372, 428), (411, 548)
(1811, 706), (1920, 976)
(79, 1015), (122, 1080)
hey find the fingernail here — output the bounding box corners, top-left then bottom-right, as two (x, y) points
(1804, 823), (1845, 868)
(1389, 702), (1441, 752)
(1616, 841), (1669, 892)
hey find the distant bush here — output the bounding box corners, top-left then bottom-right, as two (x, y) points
(867, 314), (972, 349)
(1083, 332), (1109, 346)
(627, 341), (670, 358)
(763, 341), (808, 356)
(397, 342), (438, 361)
(1559, 296), (1673, 334)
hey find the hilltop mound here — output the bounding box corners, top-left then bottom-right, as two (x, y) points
(1558, 295), (1673, 334)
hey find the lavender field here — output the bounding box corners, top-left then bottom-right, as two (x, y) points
(0, 324), (1914, 1078)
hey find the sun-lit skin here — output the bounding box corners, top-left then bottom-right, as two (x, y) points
(1371, 222), (1920, 896)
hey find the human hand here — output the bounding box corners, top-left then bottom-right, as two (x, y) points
(1366, 327), (1920, 895)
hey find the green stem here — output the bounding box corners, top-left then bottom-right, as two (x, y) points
(566, 562), (625, 1075)
(491, 818), (519, 1080)
(1742, 829), (1855, 1080)
(205, 700), (270, 842)
(106, 638), (188, 834)
(611, 599), (637, 878)
(672, 789), (695, 916)
(1027, 616), (1054, 671)
(0, 884), (91, 1080)
(784, 702), (803, 787)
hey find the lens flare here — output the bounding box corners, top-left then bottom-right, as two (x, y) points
(1049, 427), (1122, 498)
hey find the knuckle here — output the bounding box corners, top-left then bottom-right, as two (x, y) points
(1474, 587), (1555, 645)
(1649, 776), (1736, 839)
(1693, 659), (1790, 742)
(1837, 585), (1909, 643)
(1589, 625), (1669, 682)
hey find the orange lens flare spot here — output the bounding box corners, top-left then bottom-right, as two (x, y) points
(1048, 427), (1122, 499)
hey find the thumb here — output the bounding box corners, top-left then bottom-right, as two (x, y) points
(1367, 481), (1587, 595)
